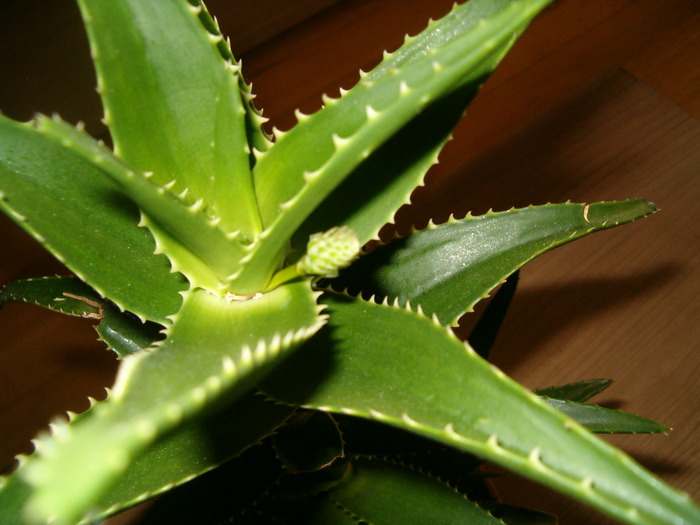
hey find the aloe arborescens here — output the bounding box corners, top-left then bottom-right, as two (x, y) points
(0, 1), (698, 524)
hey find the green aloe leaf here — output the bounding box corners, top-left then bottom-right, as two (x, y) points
(331, 200), (657, 326)
(0, 393), (292, 525)
(535, 379), (614, 402)
(0, 276), (160, 358)
(262, 292), (700, 525)
(542, 399), (669, 435)
(304, 458), (502, 525)
(230, 0), (553, 293)
(0, 115), (186, 324)
(21, 281), (324, 525)
(35, 116), (249, 292)
(77, 0), (261, 239)
(292, 0), (540, 254)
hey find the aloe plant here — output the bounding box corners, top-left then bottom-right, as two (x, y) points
(0, 0), (697, 523)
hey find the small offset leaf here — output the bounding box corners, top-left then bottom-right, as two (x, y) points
(0, 276), (160, 358)
(77, 0), (261, 238)
(542, 398), (669, 435)
(320, 458), (502, 524)
(535, 379), (613, 402)
(332, 200), (657, 325)
(22, 281), (325, 525)
(262, 292), (700, 525)
(0, 115), (186, 324)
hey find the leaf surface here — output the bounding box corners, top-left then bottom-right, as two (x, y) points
(262, 292), (700, 525)
(22, 281), (324, 525)
(77, 0), (261, 238)
(0, 116), (186, 323)
(331, 200), (657, 325)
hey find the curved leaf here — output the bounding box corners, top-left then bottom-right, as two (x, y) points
(262, 292), (700, 525)
(77, 0), (261, 238)
(21, 280), (325, 525)
(331, 200), (657, 325)
(0, 115), (186, 323)
(0, 276), (160, 358)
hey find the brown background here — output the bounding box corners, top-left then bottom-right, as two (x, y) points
(1, 0), (698, 523)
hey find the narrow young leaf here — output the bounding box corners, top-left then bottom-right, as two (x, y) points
(0, 276), (160, 358)
(535, 379), (614, 403)
(331, 200), (657, 325)
(262, 292), (700, 525)
(0, 393), (292, 525)
(0, 115), (186, 324)
(542, 398), (669, 435)
(22, 281), (324, 525)
(77, 0), (261, 238)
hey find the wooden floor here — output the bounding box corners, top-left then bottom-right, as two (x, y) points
(1, 0), (698, 523)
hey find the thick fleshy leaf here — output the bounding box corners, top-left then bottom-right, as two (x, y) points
(331, 200), (657, 325)
(306, 459), (502, 525)
(535, 379), (613, 403)
(35, 116), (249, 292)
(77, 0), (261, 239)
(230, 0), (553, 293)
(542, 399), (669, 435)
(0, 276), (160, 358)
(262, 292), (700, 525)
(292, 0), (540, 254)
(0, 393), (292, 525)
(0, 115), (186, 323)
(21, 281), (324, 525)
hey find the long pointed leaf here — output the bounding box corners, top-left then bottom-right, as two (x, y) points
(542, 398), (669, 435)
(0, 393), (292, 525)
(77, 0), (261, 238)
(262, 293), (700, 525)
(535, 379), (614, 403)
(331, 200), (657, 325)
(21, 281), (324, 525)
(231, 0), (553, 293)
(0, 115), (186, 323)
(291, 0), (540, 254)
